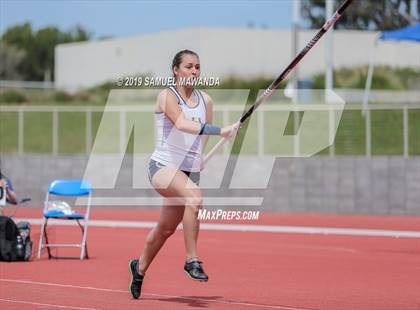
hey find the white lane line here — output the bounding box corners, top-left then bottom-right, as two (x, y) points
(0, 279), (313, 310)
(0, 298), (99, 310)
(202, 223), (420, 238)
(76, 197), (264, 206)
(15, 217), (420, 238)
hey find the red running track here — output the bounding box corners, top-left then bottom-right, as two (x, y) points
(0, 207), (419, 310)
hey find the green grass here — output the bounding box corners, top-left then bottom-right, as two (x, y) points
(0, 112), (19, 153)
(1, 106), (419, 155)
(409, 110), (420, 155)
(320, 110), (366, 155)
(58, 112), (85, 154)
(23, 112), (53, 152)
(372, 110), (403, 155)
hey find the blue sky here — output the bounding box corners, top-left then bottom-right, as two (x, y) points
(0, 0), (294, 39)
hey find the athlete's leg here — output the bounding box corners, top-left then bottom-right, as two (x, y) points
(138, 166), (202, 273)
(129, 197), (184, 299)
(138, 200), (184, 273)
(152, 166), (203, 212)
(183, 201), (201, 260)
(181, 182), (208, 282)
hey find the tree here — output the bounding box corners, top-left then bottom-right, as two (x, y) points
(1, 23), (91, 81)
(301, 0), (419, 30)
(0, 42), (26, 80)
(1, 23), (39, 80)
(34, 27), (63, 81)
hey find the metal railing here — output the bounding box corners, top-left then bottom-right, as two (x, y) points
(1, 103), (419, 157)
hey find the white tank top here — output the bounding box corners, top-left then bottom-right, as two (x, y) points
(151, 86), (207, 172)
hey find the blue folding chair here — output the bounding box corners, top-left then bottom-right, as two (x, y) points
(37, 179), (92, 260)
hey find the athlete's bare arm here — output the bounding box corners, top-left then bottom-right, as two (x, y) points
(156, 89), (235, 138)
(157, 89), (202, 134)
(200, 91), (213, 151)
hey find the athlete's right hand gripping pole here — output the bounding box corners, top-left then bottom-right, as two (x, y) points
(202, 0), (354, 168)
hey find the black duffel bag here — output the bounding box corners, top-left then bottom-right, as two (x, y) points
(0, 216), (32, 261)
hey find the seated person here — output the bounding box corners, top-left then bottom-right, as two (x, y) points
(0, 173), (17, 215)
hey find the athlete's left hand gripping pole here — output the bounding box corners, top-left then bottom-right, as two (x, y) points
(202, 0), (354, 168)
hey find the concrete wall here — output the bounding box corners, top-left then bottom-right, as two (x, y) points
(55, 28), (420, 91)
(2, 154), (419, 215)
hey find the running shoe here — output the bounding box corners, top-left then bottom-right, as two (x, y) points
(184, 260), (209, 282)
(128, 259), (144, 299)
